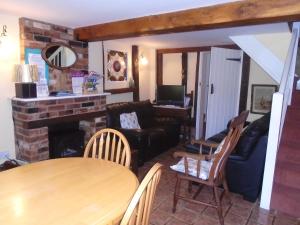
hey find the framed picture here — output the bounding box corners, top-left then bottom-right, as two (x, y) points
(107, 50), (127, 81)
(251, 84), (278, 114)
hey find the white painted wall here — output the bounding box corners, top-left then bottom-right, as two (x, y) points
(245, 32), (290, 121)
(106, 93), (133, 104)
(187, 52), (197, 94)
(88, 41), (104, 93)
(148, 48), (156, 101)
(139, 46), (156, 101)
(0, 13), (20, 160)
(162, 53), (182, 85)
(256, 32), (291, 62)
(246, 60), (278, 121)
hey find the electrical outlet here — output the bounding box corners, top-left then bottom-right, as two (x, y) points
(0, 151), (9, 160)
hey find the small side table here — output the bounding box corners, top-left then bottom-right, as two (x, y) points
(153, 105), (192, 143)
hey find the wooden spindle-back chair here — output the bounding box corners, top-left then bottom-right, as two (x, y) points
(84, 128), (131, 168)
(172, 110), (249, 225)
(120, 163), (162, 225)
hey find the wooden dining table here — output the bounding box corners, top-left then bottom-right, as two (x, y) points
(0, 158), (139, 225)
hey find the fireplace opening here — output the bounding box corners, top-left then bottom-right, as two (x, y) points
(48, 122), (85, 158)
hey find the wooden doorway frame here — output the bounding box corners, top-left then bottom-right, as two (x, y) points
(156, 44), (250, 124)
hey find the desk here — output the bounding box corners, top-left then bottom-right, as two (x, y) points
(153, 105), (192, 142)
(0, 158), (138, 225)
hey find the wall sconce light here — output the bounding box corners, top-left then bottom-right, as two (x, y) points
(0, 25), (8, 45)
(139, 54), (148, 66)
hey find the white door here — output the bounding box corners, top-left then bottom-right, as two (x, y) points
(195, 51), (210, 139)
(205, 47), (243, 139)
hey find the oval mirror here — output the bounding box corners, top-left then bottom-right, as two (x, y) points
(42, 43), (77, 70)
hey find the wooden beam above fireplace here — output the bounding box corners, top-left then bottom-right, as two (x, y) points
(74, 0), (300, 41)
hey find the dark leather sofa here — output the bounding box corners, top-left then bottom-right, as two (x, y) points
(186, 113), (270, 202)
(106, 100), (180, 166)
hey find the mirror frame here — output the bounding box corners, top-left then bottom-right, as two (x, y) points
(42, 42), (78, 70)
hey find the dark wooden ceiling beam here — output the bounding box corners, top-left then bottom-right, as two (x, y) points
(74, 0), (300, 41)
(156, 45), (239, 54)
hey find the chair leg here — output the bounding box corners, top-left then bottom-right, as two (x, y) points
(173, 176), (181, 213)
(188, 181), (193, 193)
(193, 184), (204, 199)
(213, 186), (224, 225)
(222, 179), (231, 204)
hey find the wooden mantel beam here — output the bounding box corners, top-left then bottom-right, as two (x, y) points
(74, 0), (300, 41)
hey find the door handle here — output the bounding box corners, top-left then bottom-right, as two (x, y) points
(211, 84), (214, 94)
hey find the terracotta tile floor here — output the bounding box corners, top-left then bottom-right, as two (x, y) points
(138, 146), (300, 225)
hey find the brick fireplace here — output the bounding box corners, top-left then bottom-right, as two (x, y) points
(11, 93), (109, 162)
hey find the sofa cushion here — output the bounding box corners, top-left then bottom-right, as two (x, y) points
(120, 112), (141, 129)
(235, 113), (270, 159)
(170, 157), (213, 180)
(106, 102), (133, 128)
(171, 139), (225, 180)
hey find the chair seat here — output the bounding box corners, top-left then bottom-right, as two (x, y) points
(170, 157), (212, 180)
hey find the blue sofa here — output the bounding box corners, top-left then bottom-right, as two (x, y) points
(186, 113), (270, 202)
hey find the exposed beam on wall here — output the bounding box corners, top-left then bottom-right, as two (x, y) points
(182, 52), (188, 90)
(156, 45), (238, 54)
(132, 45), (140, 101)
(75, 0), (300, 41)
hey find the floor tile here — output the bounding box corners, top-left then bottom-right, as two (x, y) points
(150, 209), (172, 225)
(172, 207), (199, 224)
(224, 212), (247, 225)
(249, 211), (274, 225)
(193, 215), (220, 225)
(229, 204), (252, 219)
(273, 213), (300, 225)
(165, 217), (191, 225)
(138, 146), (299, 225)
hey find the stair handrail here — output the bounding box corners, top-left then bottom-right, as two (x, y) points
(260, 24), (299, 210)
(279, 28), (299, 136)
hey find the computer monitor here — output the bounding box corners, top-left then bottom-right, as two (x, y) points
(156, 85), (185, 107)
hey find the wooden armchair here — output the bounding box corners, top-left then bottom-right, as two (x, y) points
(84, 128), (131, 168)
(171, 110), (249, 225)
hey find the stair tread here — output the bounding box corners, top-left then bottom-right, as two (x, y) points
(271, 183), (300, 218)
(275, 161), (300, 173)
(273, 181), (300, 193)
(277, 149), (300, 164)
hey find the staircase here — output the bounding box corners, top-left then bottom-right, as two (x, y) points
(271, 80), (300, 218)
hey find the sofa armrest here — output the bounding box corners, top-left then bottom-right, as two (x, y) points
(118, 128), (147, 135)
(117, 128), (148, 149)
(226, 135), (268, 201)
